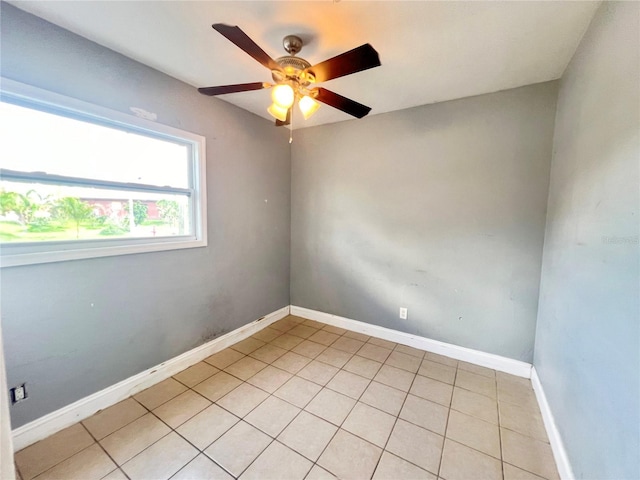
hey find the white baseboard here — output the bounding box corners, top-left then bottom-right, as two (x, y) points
(11, 305), (290, 451)
(290, 306), (532, 378)
(531, 367), (574, 480)
(290, 305), (576, 479)
(12, 304), (537, 452)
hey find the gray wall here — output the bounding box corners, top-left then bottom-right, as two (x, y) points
(291, 82), (558, 362)
(0, 3), (291, 428)
(534, 3), (640, 479)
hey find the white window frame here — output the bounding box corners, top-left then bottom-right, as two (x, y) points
(0, 78), (207, 267)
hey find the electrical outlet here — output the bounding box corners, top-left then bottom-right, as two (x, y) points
(10, 384), (27, 404)
(399, 307), (408, 320)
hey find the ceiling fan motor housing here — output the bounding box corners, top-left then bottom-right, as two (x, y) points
(275, 55), (311, 73)
(273, 55), (314, 86)
(271, 35), (316, 86)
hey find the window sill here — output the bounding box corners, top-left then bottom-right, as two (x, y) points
(1, 237), (207, 267)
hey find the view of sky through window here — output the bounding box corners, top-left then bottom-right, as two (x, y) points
(0, 101), (194, 245)
(0, 101), (189, 188)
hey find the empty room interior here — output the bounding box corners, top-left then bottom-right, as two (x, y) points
(0, 1), (638, 480)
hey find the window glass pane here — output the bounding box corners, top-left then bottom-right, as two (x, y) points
(0, 180), (191, 243)
(0, 101), (190, 188)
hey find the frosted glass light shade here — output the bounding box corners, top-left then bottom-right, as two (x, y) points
(267, 103), (288, 122)
(299, 95), (321, 119)
(271, 84), (295, 108)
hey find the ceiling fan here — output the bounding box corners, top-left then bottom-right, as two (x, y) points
(198, 24), (381, 127)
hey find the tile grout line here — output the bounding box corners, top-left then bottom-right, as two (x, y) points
(24, 321), (336, 478)
(368, 356), (418, 479)
(436, 362), (459, 478)
(149, 335), (436, 478)
(104, 396), (158, 476)
(88, 390), (206, 479)
(186, 364), (544, 480)
(209, 318), (340, 479)
(372, 355), (457, 477)
(115, 401), (177, 477)
(80, 421), (127, 480)
(496, 370), (505, 480)
(288, 325), (380, 478)
(191, 321), (550, 478)
(189, 319), (335, 478)
(155, 398), (238, 479)
(23, 419), (129, 480)
(19, 316), (556, 480)
(147, 375), (269, 479)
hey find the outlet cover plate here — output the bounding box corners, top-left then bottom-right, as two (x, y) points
(11, 384), (27, 404)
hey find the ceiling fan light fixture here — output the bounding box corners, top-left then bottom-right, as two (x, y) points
(199, 25), (380, 128)
(271, 84), (295, 109)
(267, 102), (289, 122)
(299, 95), (321, 120)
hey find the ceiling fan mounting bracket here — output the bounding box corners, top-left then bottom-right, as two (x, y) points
(283, 35), (303, 56)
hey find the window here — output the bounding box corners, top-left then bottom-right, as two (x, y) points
(0, 79), (207, 267)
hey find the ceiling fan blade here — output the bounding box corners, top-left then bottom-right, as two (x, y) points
(315, 88), (372, 118)
(275, 108), (291, 127)
(198, 82), (268, 96)
(213, 24), (282, 72)
(305, 44), (380, 83)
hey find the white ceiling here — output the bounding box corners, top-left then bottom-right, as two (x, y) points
(9, 1), (599, 129)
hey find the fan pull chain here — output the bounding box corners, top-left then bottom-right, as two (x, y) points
(289, 106), (294, 144)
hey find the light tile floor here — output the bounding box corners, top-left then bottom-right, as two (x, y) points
(14, 315), (560, 480)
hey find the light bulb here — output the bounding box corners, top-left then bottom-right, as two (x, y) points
(271, 84), (295, 108)
(267, 103), (289, 122)
(299, 95), (321, 120)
